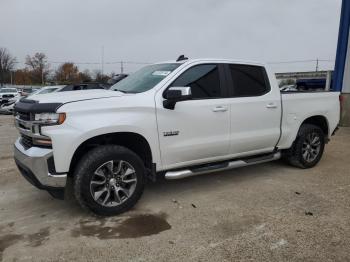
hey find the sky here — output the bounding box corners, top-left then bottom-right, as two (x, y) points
(0, 0), (343, 74)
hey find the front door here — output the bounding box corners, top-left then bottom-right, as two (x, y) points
(156, 63), (231, 170)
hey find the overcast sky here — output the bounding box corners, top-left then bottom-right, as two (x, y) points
(0, 0), (342, 74)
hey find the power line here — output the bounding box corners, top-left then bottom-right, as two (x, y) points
(16, 58), (335, 66)
(268, 59), (335, 64)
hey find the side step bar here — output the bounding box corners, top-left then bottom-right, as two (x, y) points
(165, 152), (281, 180)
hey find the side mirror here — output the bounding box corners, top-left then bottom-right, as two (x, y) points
(163, 86), (192, 110)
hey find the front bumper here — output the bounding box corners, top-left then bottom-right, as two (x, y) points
(14, 138), (67, 199)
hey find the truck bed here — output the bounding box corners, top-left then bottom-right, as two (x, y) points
(277, 91), (340, 149)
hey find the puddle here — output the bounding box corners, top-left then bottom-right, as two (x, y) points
(26, 227), (50, 247)
(117, 213), (171, 238)
(72, 213), (171, 239)
(0, 226), (50, 260)
(0, 234), (23, 261)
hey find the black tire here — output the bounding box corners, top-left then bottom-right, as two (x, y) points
(73, 145), (145, 216)
(283, 124), (325, 169)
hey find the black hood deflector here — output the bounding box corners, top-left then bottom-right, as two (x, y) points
(14, 98), (63, 113)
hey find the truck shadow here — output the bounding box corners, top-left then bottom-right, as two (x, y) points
(146, 160), (289, 194)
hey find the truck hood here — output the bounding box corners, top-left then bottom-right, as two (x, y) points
(28, 89), (123, 104)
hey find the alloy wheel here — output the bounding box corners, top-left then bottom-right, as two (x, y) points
(301, 132), (321, 163)
(90, 160), (137, 207)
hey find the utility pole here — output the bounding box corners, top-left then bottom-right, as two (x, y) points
(325, 70), (332, 91)
(41, 68), (44, 85)
(10, 71), (13, 85)
(101, 46), (104, 75)
(120, 61), (124, 74)
(316, 58), (319, 72)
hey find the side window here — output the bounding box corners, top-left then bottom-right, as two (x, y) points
(170, 64), (222, 99)
(72, 85), (83, 91)
(228, 64), (270, 97)
(61, 85), (73, 91)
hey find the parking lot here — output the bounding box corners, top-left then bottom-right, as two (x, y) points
(0, 114), (349, 261)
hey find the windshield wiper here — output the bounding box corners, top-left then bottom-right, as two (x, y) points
(113, 89), (137, 94)
(113, 89), (127, 93)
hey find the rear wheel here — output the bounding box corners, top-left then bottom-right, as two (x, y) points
(284, 124), (325, 168)
(74, 145), (145, 216)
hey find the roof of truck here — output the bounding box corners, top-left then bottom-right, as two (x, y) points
(155, 58), (266, 67)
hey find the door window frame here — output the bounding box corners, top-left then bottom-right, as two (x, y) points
(223, 63), (272, 98)
(162, 63), (229, 101)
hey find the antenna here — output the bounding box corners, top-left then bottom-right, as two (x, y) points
(176, 55), (188, 62)
(101, 46), (104, 75)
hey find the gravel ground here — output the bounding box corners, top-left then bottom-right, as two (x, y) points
(0, 115), (349, 262)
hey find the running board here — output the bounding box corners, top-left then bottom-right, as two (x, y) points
(164, 152), (281, 180)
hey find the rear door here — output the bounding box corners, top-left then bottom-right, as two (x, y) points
(156, 63), (231, 169)
(224, 64), (281, 155)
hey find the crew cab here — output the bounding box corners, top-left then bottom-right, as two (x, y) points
(13, 57), (340, 216)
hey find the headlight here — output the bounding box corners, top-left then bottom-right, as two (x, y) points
(34, 112), (66, 125)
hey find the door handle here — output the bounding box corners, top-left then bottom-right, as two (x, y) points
(212, 106), (228, 112)
(266, 103), (277, 109)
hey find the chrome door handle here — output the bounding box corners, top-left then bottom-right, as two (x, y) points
(266, 103), (277, 109)
(212, 106), (228, 112)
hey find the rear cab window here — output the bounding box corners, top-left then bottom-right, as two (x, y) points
(227, 64), (270, 97)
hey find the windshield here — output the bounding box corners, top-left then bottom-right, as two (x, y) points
(0, 88), (17, 93)
(110, 63), (180, 93)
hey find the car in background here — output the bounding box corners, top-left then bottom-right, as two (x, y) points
(280, 85), (298, 92)
(296, 78), (329, 91)
(0, 84), (106, 115)
(28, 84), (105, 95)
(58, 83), (106, 91)
(107, 74), (128, 86)
(30, 85), (66, 96)
(20, 88), (40, 97)
(1, 86), (60, 114)
(0, 87), (19, 105)
(0, 101), (16, 115)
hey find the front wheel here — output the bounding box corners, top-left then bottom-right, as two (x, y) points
(74, 145), (145, 216)
(284, 124), (325, 168)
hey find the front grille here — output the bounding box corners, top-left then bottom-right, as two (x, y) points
(20, 134), (33, 149)
(2, 94), (14, 98)
(17, 111), (31, 121)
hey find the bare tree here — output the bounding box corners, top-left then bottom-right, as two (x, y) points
(25, 52), (50, 84)
(78, 69), (92, 83)
(0, 48), (16, 86)
(14, 69), (32, 85)
(93, 69), (110, 84)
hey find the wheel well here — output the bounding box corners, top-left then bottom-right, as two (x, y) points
(69, 132), (153, 176)
(301, 116), (329, 136)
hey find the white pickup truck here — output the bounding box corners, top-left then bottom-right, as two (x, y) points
(13, 58), (340, 216)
